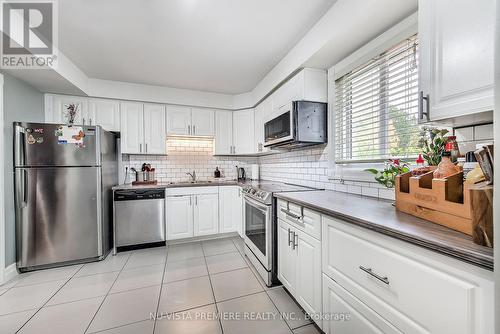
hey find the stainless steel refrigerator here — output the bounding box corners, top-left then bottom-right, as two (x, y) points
(13, 122), (117, 272)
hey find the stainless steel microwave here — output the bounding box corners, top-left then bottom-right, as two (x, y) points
(264, 101), (327, 148)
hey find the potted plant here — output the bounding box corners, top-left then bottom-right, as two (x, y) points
(365, 159), (410, 189)
(417, 126), (449, 166)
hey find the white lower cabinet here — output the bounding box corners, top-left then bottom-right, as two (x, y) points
(219, 186), (243, 235)
(166, 195), (193, 240)
(166, 187), (220, 240)
(322, 215), (494, 334)
(193, 193), (219, 236)
(323, 274), (402, 334)
(278, 219), (322, 325)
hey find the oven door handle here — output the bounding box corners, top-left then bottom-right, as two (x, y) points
(244, 196), (270, 213)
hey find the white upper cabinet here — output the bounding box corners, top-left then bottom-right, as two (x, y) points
(166, 106), (214, 136)
(120, 102), (144, 154)
(191, 108), (215, 136)
(419, 0), (494, 121)
(272, 68), (327, 111)
(233, 108), (255, 155)
(214, 110), (233, 155)
(143, 103), (166, 154)
(166, 106), (191, 135)
(121, 102), (166, 155)
(87, 98), (120, 131)
(45, 94), (87, 125)
(254, 97), (272, 154)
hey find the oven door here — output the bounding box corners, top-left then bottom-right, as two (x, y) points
(243, 196), (272, 270)
(264, 103), (294, 147)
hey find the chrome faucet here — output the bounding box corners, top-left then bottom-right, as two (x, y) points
(186, 170), (196, 182)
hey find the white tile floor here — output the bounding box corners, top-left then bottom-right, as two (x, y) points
(0, 237), (322, 334)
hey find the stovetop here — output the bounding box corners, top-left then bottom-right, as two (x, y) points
(241, 181), (316, 205)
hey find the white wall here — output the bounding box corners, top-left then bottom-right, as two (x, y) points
(2, 74), (45, 267)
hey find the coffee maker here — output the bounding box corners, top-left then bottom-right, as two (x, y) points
(237, 166), (246, 181)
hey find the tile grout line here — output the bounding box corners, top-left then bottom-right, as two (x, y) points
(83, 251), (133, 334)
(15, 264), (86, 333)
(231, 237), (300, 334)
(152, 245), (169, 334)
(201, 241), (225, 334)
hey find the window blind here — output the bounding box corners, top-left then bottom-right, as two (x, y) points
(334, 34), (420, 163)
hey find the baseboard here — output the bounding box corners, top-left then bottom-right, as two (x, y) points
(3, 263), (18, 284)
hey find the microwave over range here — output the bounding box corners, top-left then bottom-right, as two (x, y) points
(264, 100), (327, 148)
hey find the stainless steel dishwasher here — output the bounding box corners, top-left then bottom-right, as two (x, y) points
(113, 188), (165, 253)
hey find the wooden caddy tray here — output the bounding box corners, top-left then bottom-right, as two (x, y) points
(132, 180), (158, 186)
(395, 171), (473, 235)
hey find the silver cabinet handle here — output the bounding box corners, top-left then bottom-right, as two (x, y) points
(139, 143), (142, 153)
(188, 125), (191, 134)
(281, 208), (302, 220)
(193, 125), (196, 134)
(288, 228), (293, 247)
(359, 266), (390, 285)
(89, 118), (92, 126)
(291, 231), (297, 250)
(145, 143), (148, 153)
(189, 196), (192, 206)
(195, 195), (198, 206)
(294, 233), (298, 249)
(82, 118), (85, 125)
(418, 91), (430, 122)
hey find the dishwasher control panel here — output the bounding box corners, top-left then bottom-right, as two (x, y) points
(114, 189), (165, 201)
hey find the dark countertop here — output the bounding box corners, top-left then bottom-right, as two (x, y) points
(274, 190), (493, 270)
(112, 179), (257, 191)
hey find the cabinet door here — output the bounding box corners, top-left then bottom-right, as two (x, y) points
(88, 99), (120, 131)
(219, 186), (243, 234)
(166, 106), (191, 135)
(166, 195), (193, 240)
(323, 274), (402, 334)
(277, 220), (296, 294)
(144, 103), (166, 154)
(194, 193), (219, 236)
(233, 109), (255, 155)
(214, 110), (233, 155)
(419, 0), (494, 121)
(296, 231), (322, 319)
(49, 95), (87, 125)
(254, 100), (271, 153)
(120, 102), (144, 154)
(191, 108), (214, 136)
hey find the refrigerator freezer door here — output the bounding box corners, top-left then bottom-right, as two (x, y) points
(14, 122), (100, 167)
(15, 167), (102, 271)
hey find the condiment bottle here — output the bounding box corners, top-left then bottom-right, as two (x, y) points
(416, 154), (425, 168)
(433, 151), (459, 179)
(445, 136), (460, 163)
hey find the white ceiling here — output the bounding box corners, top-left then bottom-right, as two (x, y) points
(59, 0), (337, 95)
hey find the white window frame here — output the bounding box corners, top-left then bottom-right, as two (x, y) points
(328, 13), (418, 181)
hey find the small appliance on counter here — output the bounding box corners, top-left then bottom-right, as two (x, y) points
(131, 163), (157, 185)
(214, 167), (221, 178)
(251, 164), (260, 180)
(237, 166), (246, 181)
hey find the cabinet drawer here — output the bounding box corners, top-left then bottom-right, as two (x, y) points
(277, 199), (321, 240)
(322, 274), (402, 334)
(322, 216), (484, 334)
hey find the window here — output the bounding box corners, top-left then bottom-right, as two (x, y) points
(334, 34), (419, 163)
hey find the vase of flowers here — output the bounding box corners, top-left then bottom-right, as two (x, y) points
(365, 159), (410, 189)
(64, 103), (79, 126)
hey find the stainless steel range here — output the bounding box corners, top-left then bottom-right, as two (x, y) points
(242, 181), (315, 286)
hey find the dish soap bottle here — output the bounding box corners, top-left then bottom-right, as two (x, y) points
(214, 167), (221, 178)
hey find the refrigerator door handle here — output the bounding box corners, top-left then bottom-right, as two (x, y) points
(14, 124), (26, 167)
(22, 170), (28, 207)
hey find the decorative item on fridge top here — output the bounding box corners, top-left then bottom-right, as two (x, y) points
(364, 159), (410, 189)
(417, 127), (449, 166)
(64, 103), (79, 125)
